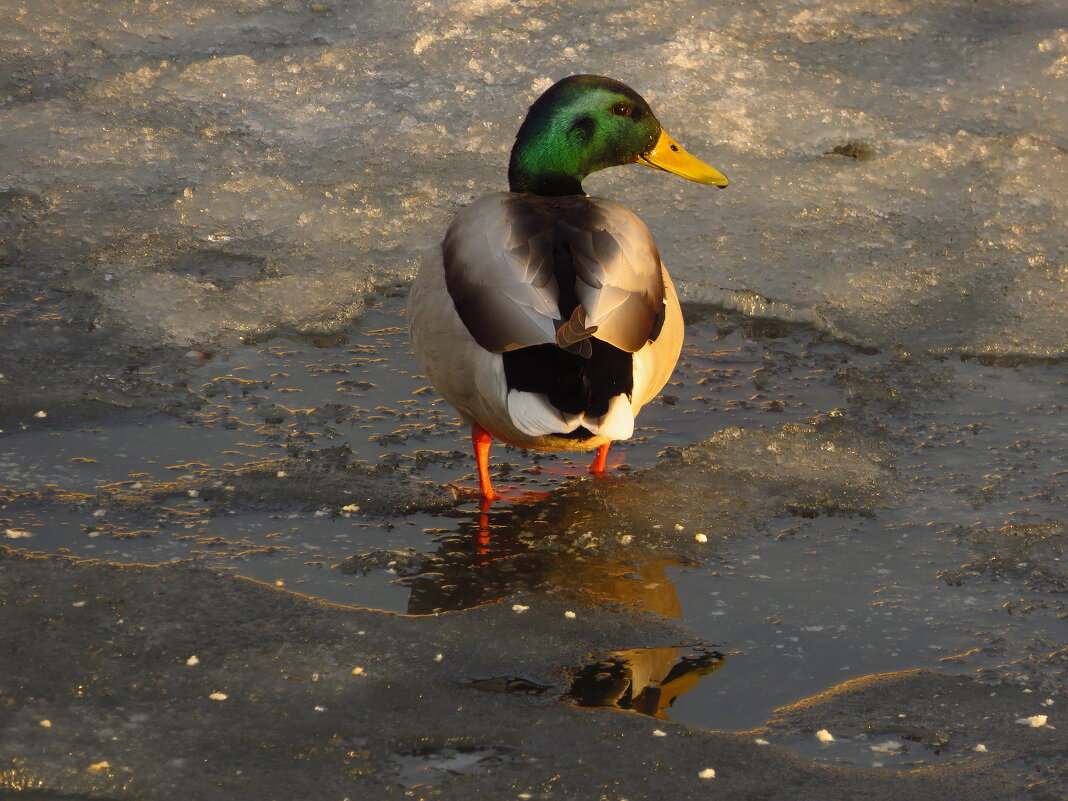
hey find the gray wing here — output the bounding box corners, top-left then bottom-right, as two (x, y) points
(558, 196), (666, 353)
(442, 192), (665, 354)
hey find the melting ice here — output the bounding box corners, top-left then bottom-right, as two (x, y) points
(1, 0), (1065, 360)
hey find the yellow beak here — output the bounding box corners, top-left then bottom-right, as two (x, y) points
(637, 130), (728, 187)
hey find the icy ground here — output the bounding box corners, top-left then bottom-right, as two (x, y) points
(1, 295), (1065, 792)
(1, 1), (1066, 798)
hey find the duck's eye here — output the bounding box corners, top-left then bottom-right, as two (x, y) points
(611, 102), (632, 117)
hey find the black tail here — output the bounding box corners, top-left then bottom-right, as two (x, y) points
(503, 340), (632, 418)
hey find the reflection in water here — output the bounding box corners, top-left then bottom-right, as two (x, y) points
(403, 494), (686, 617)
(393, 493), (724, 719)
(568, 647), (724, 718)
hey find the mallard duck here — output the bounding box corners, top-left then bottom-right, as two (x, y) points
(409, 74), (727, 500)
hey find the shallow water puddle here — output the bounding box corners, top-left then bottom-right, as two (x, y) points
(1, 294), (1064, 761)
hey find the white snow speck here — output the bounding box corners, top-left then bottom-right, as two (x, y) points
(620, 534), (633, 545)
(652, 729), (667, 737)
(754, 738), (770, 745)
(187, 489), (199, 498)
(698, 768), (716, 779)
(34, 410), (47, 418)
(5, 529), (32, 539)
(186, 655), (200, 666)
(72, 601), (86, 608)
(973, 743), (988, 752)
(314, 705), (326, 712)
(695, 533), (708, 543)
(1016, 715), (1047, 727)
(434, 653), (443, 662)
(276, 470), (287, 478)
(209, 692), (228, 701)
(512, 604), (529, 613)
(564, 611), (576, 619)
(674, 523), (684, 531)
(815, 729), (835, 743)
(1041, 698), (1054, 707)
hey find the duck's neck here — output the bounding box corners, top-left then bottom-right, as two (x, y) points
(508, 166), (584, 196)
(508, 118), (588, 196)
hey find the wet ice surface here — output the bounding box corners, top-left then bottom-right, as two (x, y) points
(2, 299), (842, 603)
(3, 297), (1065, 750)
(385, 745), (521, 788)
(1, 0), (1066, 790)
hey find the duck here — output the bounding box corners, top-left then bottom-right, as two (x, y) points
(409, 74), (727, 501)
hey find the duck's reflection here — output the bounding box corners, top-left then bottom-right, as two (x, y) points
(398, 493), (724, 719)
(405, 495), (684, 617)
(568, 646), (723, 719)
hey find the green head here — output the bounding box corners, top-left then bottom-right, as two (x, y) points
(507, 74), (727, 196)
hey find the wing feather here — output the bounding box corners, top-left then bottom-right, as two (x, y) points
(442, 192), (665, 355)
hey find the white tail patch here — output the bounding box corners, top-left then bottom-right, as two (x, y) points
(579, 394), (634, 440)
(508, 391), (635, 441)
(507, 390), (581, 436)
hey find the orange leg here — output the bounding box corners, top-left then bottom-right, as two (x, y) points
(472, 423), (499, 502)
(589, 442), (611, 477)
